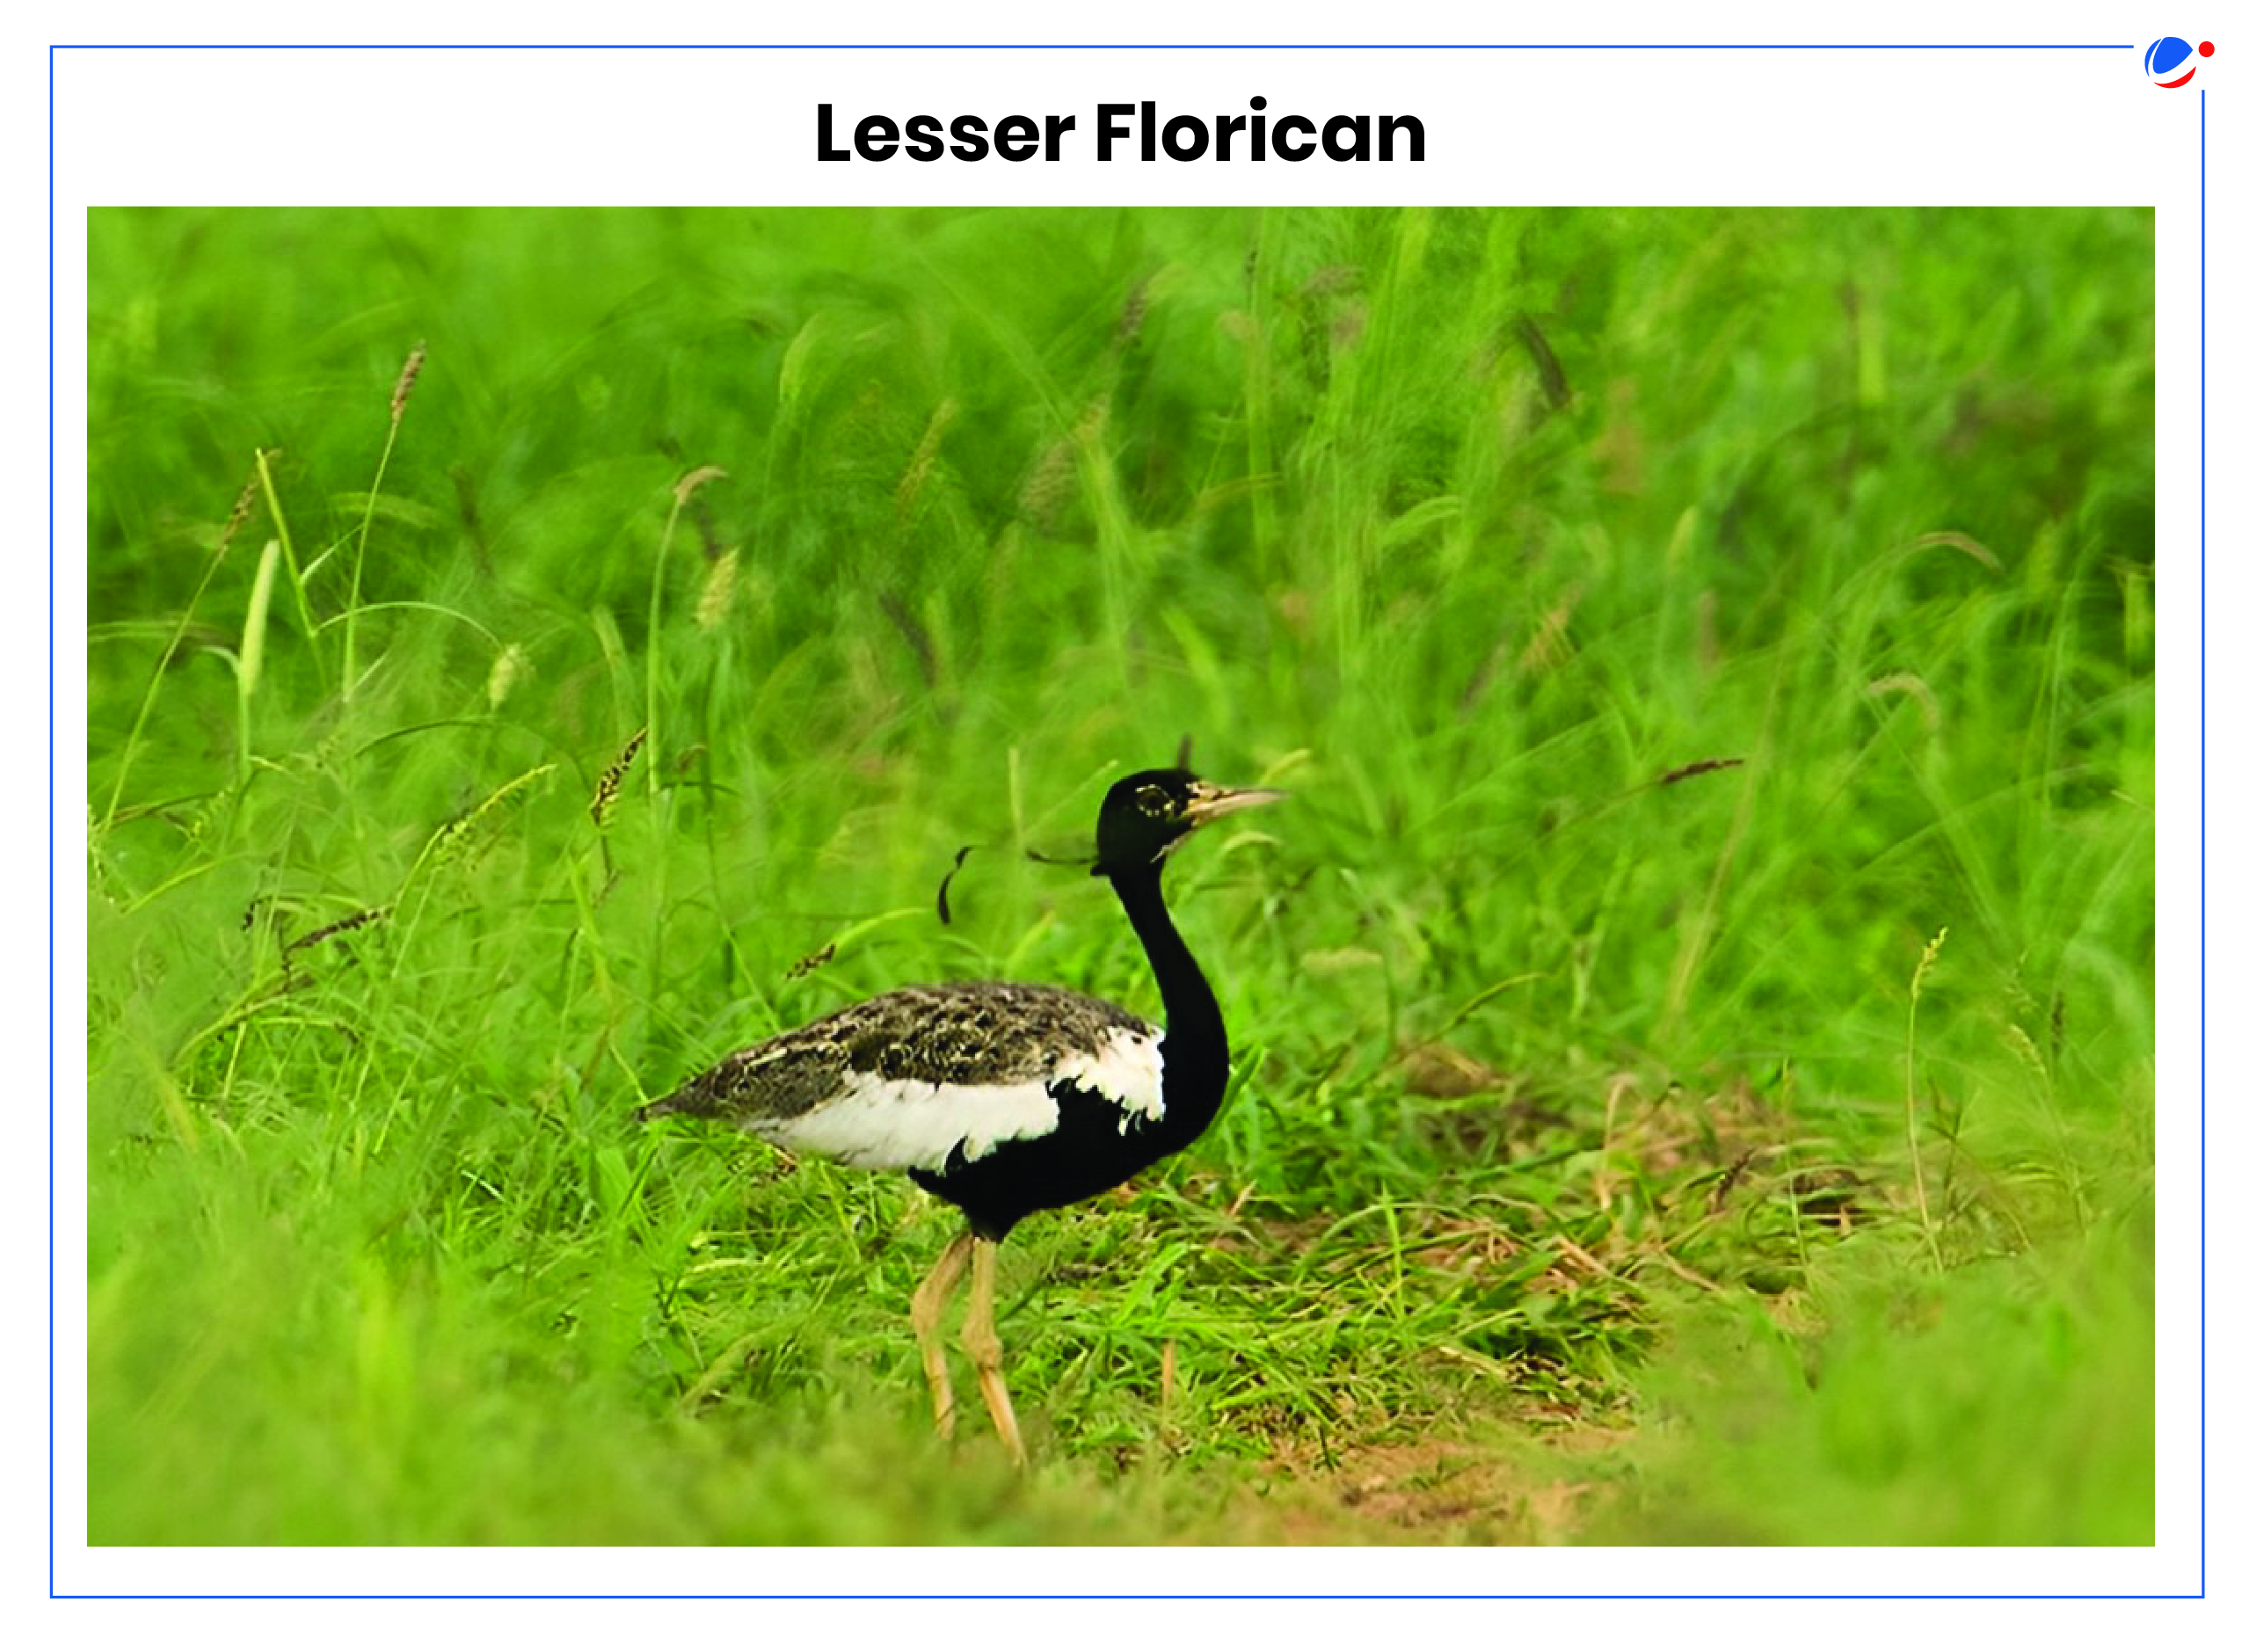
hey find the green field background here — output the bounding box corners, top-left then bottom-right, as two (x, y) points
(86, 207), (2154, 1546)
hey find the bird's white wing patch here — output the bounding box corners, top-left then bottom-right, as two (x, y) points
(1054, 1024), (1167, 1129)
(751, 1073), (1061, 1172)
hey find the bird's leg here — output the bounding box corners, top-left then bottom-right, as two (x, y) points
(908, 1231), (974, 1440)
(960, 1234), (1027, 1468)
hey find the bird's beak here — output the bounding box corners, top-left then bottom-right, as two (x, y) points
(1182, 781), (1286, 828)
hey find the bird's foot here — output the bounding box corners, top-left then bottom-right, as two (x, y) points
(975, 1361), (1028, 1469)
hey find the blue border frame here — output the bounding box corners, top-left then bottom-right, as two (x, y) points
(53, 35), (2197, 1601)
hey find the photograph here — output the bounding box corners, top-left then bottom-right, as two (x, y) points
(84, 201), (2155, 1548)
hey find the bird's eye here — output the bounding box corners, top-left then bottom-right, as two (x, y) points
(1134, 784), (1178, 819)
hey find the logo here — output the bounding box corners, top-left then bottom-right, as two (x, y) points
(2145, 36), (2214, 87)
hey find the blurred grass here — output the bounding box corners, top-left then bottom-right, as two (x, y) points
(85, 206), (2153, 1546)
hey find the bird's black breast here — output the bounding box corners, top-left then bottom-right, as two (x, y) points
(909, 1066), (1219, 1241)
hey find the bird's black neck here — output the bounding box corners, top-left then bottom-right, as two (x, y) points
(1109, 862), (1230, 1143)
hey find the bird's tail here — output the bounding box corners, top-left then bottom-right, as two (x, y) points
(636, 1075), (724, 1124)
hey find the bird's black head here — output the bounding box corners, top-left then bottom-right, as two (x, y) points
(1091, 768), (1283, 877)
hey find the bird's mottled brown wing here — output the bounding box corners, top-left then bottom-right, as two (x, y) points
(641, 982), (1154, 1125)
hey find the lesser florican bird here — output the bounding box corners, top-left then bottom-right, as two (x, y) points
(642, 767), (1281, 1465)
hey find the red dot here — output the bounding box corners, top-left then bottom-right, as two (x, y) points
(2201, 41), (2216, 56)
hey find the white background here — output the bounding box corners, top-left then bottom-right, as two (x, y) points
(29, 0), (2220, 1631)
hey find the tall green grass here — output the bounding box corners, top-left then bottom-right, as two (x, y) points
(86, 206), (2152, 1546)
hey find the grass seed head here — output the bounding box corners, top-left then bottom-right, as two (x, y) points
(1867, 671), (1942, 731)
(429, 764), (554, 868)
(1911, 925), (1950, 1002)
(1019, 433), (1076, 530)
(590, 729), (647, 829)
(1658, 757), (1745, 787)
(283, 906), (390, 957)
(1520, 588), (1580, 676)
(785, 942), (836, 979)
(895, 397), (958, 521)
(672, 464), (727, 508)
(389, 341), (427, 423)
(1117, 276), (1151, 346)
(486, 642), (528, 710)
(695, 549), (740, 632)
(220, 469), (259, 553)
